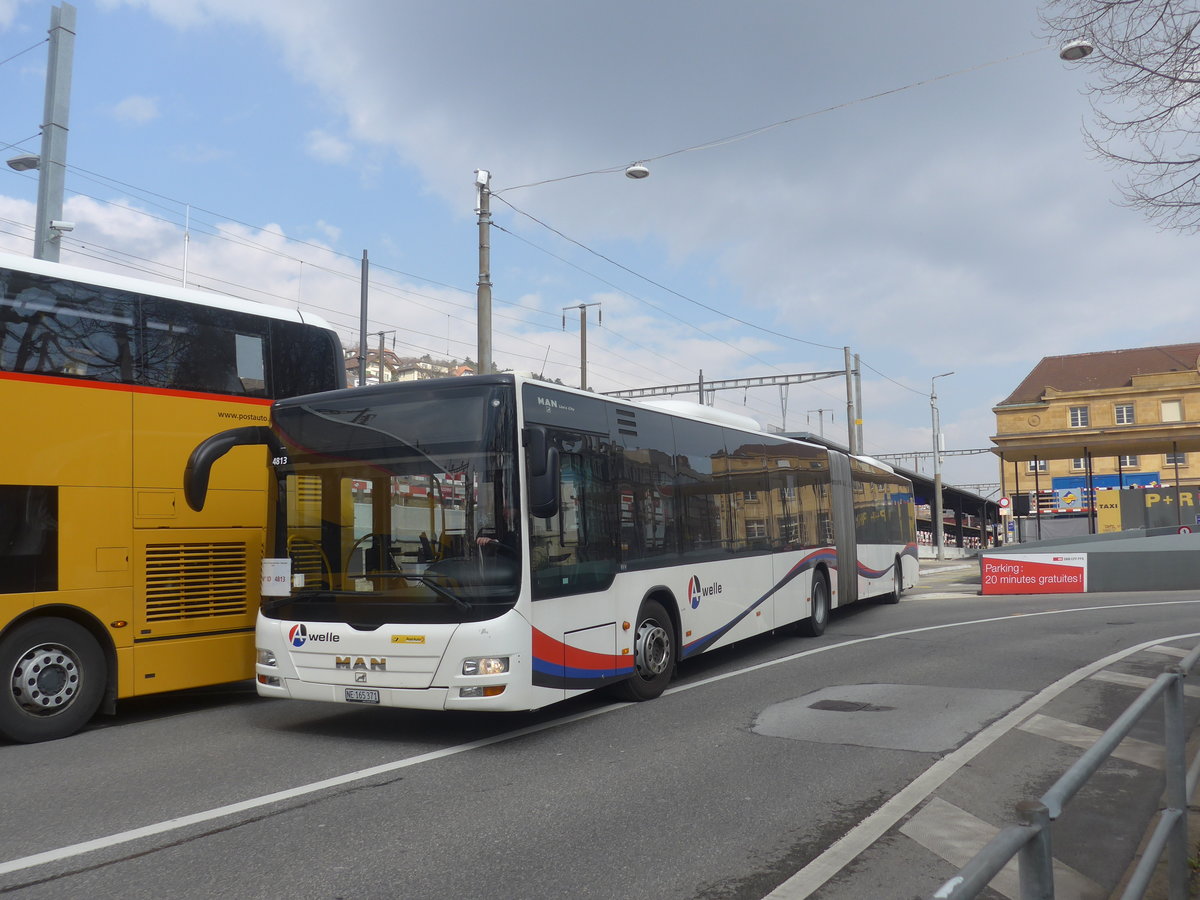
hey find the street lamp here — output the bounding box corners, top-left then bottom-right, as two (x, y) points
(6, 154), (40, 172)
(931, 371), (954, 561)
(475, 163), (648, 376)
(1059, 39), (1094, 61)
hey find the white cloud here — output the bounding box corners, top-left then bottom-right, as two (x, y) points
(35, 1), (1200, 488)
(112, 95), (160, 124)
(304, 129), (352, 165)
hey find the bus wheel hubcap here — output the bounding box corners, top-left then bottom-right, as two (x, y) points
(634, 620), (670, 679)
(11, 644), (81, 715)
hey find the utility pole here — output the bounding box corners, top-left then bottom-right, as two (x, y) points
(562, 302), (601, 390)
(931, 372), (954, 560)
(844, 347), (857, 454)
(374, 330), (396, 383)
(807, 409), (832, 438)
(854, 352), (864, 453)
(475, 169), (492, 375)
(358, 250), (368, 386)
(34, 2), (75, 262)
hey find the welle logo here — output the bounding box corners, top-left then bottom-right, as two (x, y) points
(687, 575), (722, 609)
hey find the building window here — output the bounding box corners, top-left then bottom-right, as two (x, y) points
(1069, 406), (1090, 428)
(1026, 459), (1048, 474)
(1114, 404), (1135, 425)
(743, 490), (758, 502)
(1071, 457), (1086, 471)
(1162, 399), (1183, 422)
(746, 518), (767, 539)
(1166, 452), (1188, 467)
(1118, 455), (1139, 468)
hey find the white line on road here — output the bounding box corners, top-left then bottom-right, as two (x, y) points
(1018, 713), (1164, 769)
(1091, 667), (1200, 698)
(761, 627), (1200, 900)
(899, 797), (1101, 900)
(1, 602), (1197, 882)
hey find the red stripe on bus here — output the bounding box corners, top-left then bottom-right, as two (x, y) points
(0, 370), (273, 405)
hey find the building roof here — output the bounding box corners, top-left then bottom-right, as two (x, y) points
(998, 343), (1200, 406)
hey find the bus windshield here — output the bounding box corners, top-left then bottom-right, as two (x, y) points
(265, 380), (521, 626)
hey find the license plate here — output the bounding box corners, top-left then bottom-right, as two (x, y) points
(344, 688), (380, 704)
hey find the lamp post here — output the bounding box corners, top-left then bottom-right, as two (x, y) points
(562, 302), (601, 390)
(7, 3), (76, 262)
(475, 169), (492, 375)
(474, 162), (649, 377)
(931, 371), (954, 560)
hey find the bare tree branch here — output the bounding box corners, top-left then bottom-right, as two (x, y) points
(1044, 0), (1200, 229)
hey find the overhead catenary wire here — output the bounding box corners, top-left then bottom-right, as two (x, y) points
(0, 33), (1015, 416)
(495, 46), (1049, 195)
(0, 38), (47, 70)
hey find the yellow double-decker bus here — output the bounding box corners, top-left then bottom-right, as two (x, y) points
(0, 251), (344, 742)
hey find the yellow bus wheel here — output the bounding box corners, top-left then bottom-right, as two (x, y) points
(0, 618), (105, 744)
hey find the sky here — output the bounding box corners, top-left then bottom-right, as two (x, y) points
(1, 0), (1190, 495)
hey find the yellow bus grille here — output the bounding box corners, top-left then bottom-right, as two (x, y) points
(144, 542), (250, 621)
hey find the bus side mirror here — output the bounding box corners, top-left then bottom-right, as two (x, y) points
(528, 447), (560, 519)
(524, 426), (548, 478)
(184, 426), (282, 512)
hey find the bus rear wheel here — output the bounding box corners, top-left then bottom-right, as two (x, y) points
(797, 572), (829, 637)
(0, 618), (105, 744)
(884, 556), (903, 604)
(613, 599), (675, 701)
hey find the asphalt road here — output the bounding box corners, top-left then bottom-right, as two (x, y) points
(2, 565), (1197, 900)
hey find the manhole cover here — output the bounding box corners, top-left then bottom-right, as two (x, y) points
(808, 699), (895, 713)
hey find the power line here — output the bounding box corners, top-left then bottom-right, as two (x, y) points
(0, 38), (47, 70)
(496, 47), (1048, 194)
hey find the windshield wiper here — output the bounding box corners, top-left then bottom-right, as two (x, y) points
(404, 573), (474, 613)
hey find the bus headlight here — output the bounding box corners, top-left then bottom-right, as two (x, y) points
(462, 656), (509, 676)
(257, 648), (278, 667)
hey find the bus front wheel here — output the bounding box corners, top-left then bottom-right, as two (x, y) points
(613, 599), (675, 701)
(797, 572), (829, 637)
(0, 618), (106, 744)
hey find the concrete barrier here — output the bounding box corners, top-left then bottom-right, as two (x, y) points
(980, 528), (1200, 594)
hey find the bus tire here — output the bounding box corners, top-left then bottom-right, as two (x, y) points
(0, 618), (106, 744)
(613, 599), (675, 701)
(797, 571), (829, 637)
(883, 556), (903, 604)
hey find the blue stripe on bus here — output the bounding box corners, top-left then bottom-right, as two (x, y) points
(682, 547), (838, 658)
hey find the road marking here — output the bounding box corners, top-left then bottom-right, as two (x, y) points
(0, 700), (633, 878)
(1091, 668), (1200, 698)
(761, 626), (1200, 900)
(900, 797), (1101, 900)
(1, 603), (1197, 881)
(1018, 714), (1163, 770)
(1147, 644), (1189, 658)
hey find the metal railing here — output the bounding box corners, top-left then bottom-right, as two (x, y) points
(931, 643), (1200, 900)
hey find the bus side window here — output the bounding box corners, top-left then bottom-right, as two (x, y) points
(530, 430), (618, 599)
(0, 275), (136, 383)
(0, 485), (58, 594)
(143, 300), (268, 396)
(672, 418), (727, 561)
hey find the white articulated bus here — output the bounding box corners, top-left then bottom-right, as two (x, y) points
(184, 374), (917, 711)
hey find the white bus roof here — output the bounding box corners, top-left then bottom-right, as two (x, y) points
(0, 250), (336, 331)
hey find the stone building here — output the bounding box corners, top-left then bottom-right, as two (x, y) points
(991, 343), (1200, 525)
